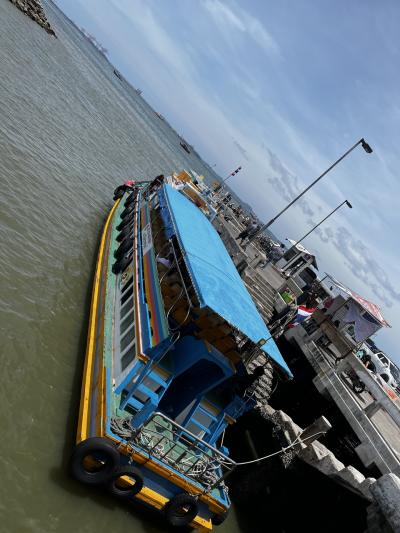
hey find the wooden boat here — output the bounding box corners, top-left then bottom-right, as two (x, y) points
(70, 176), (290, 530)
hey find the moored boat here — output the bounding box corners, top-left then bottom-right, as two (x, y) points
(180, 141), (191, 153)
(70, 175), (290, 530)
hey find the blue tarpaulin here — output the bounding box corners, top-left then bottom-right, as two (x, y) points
(163, 185), (291, 375)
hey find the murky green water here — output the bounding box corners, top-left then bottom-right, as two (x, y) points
(0, 1), (245, 531)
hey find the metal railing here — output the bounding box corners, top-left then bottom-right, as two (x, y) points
(133, 412), (236, 492)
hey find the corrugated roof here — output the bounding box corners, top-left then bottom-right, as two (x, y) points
(328, 275), (390, 327)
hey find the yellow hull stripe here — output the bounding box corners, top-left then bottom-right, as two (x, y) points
(77, 199), (120, 443)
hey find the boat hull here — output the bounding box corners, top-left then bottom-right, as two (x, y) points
(74, 193), (229, 531)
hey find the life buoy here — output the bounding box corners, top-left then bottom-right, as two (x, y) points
(69, 437), (119, 485)
(164, 494), (199, 527)
(107, 465), (144, 499)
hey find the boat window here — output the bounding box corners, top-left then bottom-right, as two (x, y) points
(120, 309), (135, 336)
(120, 296), (134, 320)
(121, 344), (136, 371)
(121, 284), (134, 306)
(121, 326), (135, 352)
(121, 276), (133, 293)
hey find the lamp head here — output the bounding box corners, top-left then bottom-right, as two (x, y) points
(345, 200), (353, 209)
(361, 138), (373, 154)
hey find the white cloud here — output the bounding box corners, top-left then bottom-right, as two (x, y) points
(202, 0), (279, 55)
(203, 0), (245, 32)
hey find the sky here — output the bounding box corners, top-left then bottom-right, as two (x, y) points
(55, 0), (400, 362)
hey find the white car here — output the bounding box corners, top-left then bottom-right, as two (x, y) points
(358, 347), (398, 389)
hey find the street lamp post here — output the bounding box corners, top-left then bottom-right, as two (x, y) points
(221, 166), (242, 184)
(288, 199), (352, 251)
(247, 138), (372, 244)
(214, 166), (242, 197)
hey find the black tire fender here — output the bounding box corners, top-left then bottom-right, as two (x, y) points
(113, 186), (126, 200)
(116, 226), (133, 243)
(116, 217), (133, 232)
(164, 493), (199, 527)
(124, 192), (137, 207)
(112, 255), (131, 274)
(114, 239), (133, 259)
(69, 437), (119, 485)
(120, 206), (134, 220)
(107, 465), (144, 499)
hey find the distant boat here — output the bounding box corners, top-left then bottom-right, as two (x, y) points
(180, 141), (191, 154)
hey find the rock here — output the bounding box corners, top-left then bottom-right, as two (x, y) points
(9, 0), (56, 36)
(370, 474), (400, 531)
(334, 466), (369, 499)
(339, 465), (365, 484)
(299, 441), (331, 463)
(359, 477), (376, 501)
(316, 454), (345, 476)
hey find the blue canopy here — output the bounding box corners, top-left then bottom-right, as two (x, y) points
(163, 185), (291, 375)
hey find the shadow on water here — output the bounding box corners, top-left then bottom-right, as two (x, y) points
(48, 216), (103, 486)
(49, 464), (181, 533)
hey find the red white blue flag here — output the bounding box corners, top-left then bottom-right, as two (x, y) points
(288, 305), (316, 327)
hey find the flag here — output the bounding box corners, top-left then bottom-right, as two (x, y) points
(288, 305), (316, 328)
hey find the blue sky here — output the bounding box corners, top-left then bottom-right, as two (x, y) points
(55, 0), (400, 362)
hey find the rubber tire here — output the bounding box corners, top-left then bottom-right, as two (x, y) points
(112, 255), (131, 274)
(116, 217), (132, 231)
(107, 465), (144, 499)
(124, 192), (137, 207)
(114, 239), (133, 259)
(70, 437), (119, 486)
(113, 186), (126, 200)
(120, 206), (134, 220)
(116, 226), (133, 243)
(211, 511), (229, 526)
(164, 494), (199, 527)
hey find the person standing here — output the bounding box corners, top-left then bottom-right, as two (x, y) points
(235, 221), (259, 245)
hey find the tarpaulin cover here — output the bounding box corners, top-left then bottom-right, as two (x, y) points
(343, 300), (381, 342)
(163, 185), (291, 375)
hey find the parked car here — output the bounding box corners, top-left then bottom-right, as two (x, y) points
(358, 346), (398, 389)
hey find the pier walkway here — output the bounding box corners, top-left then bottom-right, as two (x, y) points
(214, 205), (400, 476)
